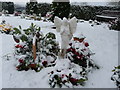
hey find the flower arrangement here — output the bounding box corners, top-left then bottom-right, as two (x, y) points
(11, 24), (99, 88)
(48, 34), (99, 88)
(49, 73), (87, 88)
(48, 59), (87, 88)
(67, 34), (99, 69)
(0, 24), (13, 34)
(13, 23), (60, 71)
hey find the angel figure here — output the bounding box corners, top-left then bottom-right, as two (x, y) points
(54, 16), (77, 58)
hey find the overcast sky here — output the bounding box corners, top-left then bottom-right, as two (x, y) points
(0, 0), (119, 5)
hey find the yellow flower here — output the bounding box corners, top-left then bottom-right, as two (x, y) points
(3, 29), (6, 31)
(3, 24), (6, 26)
(3, 28), (11, 31)
(0, 25), (3, 27)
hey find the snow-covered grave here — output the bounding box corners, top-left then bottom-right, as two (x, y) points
(0, 15), (118, 88)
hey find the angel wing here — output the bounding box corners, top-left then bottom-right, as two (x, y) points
(69, 17), (77, 34)
(54, 16), (62, 32)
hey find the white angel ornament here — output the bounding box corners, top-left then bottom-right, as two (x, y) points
(54, 16), (77, 58)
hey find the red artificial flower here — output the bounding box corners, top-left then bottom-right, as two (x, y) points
(69, 78), (78, 83)
(42, 61), (48, 67)
(67, 48), (73, 52)
(29, 64), (36, 68)
(72, 48), (76, 53)
(84, 42), (89, 47)
(19, 59), (24, 63)
(15, 45), (24, 48)
(73, 37), (79, 41)
(67, 48), (70, 52)
(19, 45), (24, 48)
(15, 45), (19, 48)
(78, 38), (84, 43)
(75, 52), (79, 56)
(77, 54), (84, 60)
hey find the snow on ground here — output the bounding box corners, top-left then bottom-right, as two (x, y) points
(0, 15), (118, 88)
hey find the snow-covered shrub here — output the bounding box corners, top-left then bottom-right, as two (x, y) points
(26, 2), (39, 15)
(66, 34), (99, 69)
(48, 34), (99, 88)
(111, 65), (120, 88)
(49, 72), (87, 88)
(13, 23), (42, 71)
(38, 32), (60, 67)
(13, 23), (60, 71)
(48, 59), (87, 88)
(37, 3), (51, 17)
(109, 19), (120, 31)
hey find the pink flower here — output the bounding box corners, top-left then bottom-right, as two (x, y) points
(78, 38), (85, 43)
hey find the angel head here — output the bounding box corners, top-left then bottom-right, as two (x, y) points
(62, 17), (69, 26)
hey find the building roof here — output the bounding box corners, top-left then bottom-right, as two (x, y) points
(96, 15), (117, 19)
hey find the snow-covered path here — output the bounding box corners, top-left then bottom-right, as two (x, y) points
(1, 16), (118, 88)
